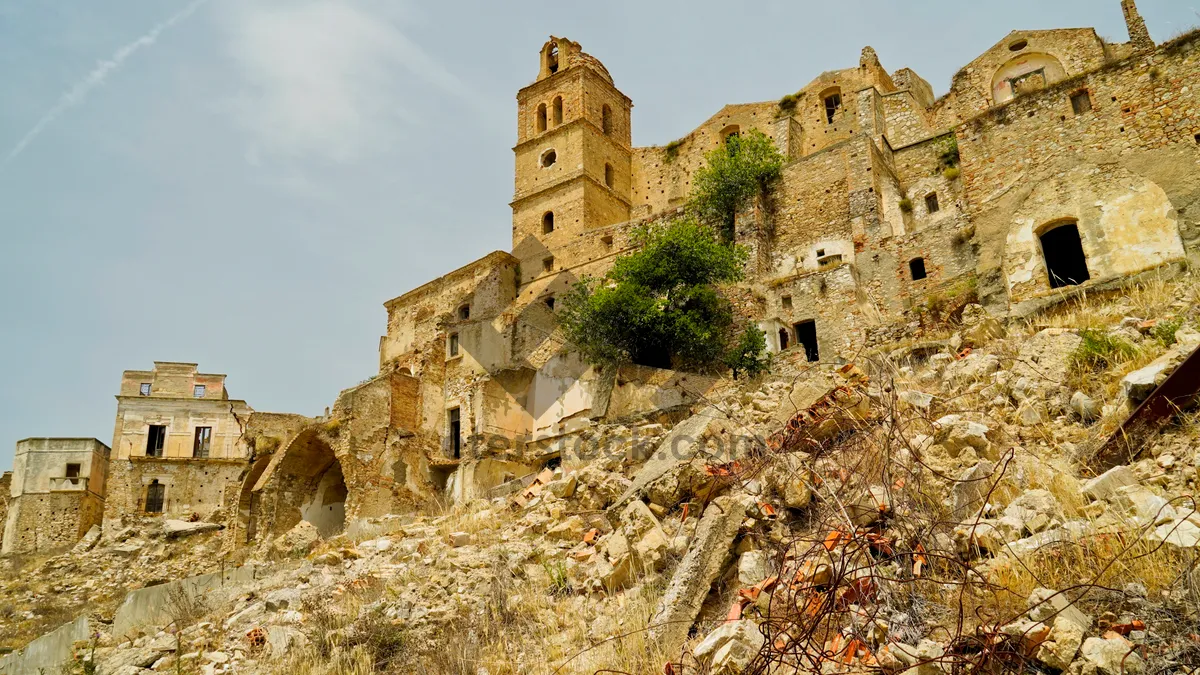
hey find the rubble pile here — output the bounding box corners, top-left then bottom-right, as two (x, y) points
(4, 276), (1200, 675)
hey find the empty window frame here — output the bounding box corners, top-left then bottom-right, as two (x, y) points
(1070, 90), (1092, 115)
(604, 163), (614, 188)
(552, 96), (563, 126)
(778, 328), (790, 351)
(458, 304), (470, 320)
(824, 92), (842, 123)
(448, 333), (460, 358)
(146, 425), (166, 458)
(925, 193), (940, 214)
(794, 320), (819, 362)
(1039, 221), (1091, 289)
(447, 408), (461, 459)
(543, 256), (554, 273)
(65, 463), (81, 478)
(543, 211), (555, 233)
(145, 479), (165, 513)
(601, 104), (613, 135)
(139, 383), (151, 396)
(193, 426), (212, 458)
(909, 257), (928, 280)
(193, 384), (206, 398)
(782, 295), (793, 310)
(536, 103), (548, 133)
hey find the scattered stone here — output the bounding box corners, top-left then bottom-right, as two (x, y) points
(693, 620), (764, 674)
(163, 520), (222, 539)
(1081, 466), (1138, 502)
(1070, 391), (1101, 422)
(1079, 635), (1144, 674)
(447, 531), (472, 547)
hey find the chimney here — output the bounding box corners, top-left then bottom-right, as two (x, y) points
(1121, 0), (1154, 53)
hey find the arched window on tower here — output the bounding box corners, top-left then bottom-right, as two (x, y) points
(543, 211), (555, 234)
(822, 88), (842, 124)
(604, 163), (614, 188)
(602, 104), (613, 135)
(552, 97), (563, 126)
(536, 103), (547, 133)
(548, 44), (559, 74)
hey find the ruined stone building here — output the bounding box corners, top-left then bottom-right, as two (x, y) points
(2, 438), (109, 554)
(4, 0), (1199, 550)
(104, 363), (252, 521)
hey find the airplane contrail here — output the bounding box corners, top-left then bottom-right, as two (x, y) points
(3, 0), (208, 164)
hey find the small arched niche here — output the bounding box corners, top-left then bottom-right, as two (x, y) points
(552, 96), (563, 126)
(601, 104), (613, 135)
(542, 211), (555, 234)
(604, 163), (614, 188)
(720, 125), (740, 144)
(1037, 219), (1090, 289)
(536, 103), (547, 133)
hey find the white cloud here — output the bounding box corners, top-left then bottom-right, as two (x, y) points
(3, 0), (208, 164)
(221, 0), (472, 163)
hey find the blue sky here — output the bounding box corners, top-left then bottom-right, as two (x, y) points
(0, 0), (1195, 469)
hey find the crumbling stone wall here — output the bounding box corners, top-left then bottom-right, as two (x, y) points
(2, 491), (103, 554)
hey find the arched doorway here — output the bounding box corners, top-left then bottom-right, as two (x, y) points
(250, 429), (348, 540)
(1039, 221), (1090, 289)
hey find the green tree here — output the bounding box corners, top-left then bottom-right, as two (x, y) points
(690, 129), (784, 243)
(725, 323), (772, 380)
(560, 218), (763, 373)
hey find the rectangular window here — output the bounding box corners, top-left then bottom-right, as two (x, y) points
(448, 333), (460, 358)
(794, 320), (819, 363)
(824, 94), (841, 123)
(65, 463), (81, 478)
(925, 193), (940, 214)
(448, 408), (461, 459)
(782, 295), (793, 310)
(458, 304), (470, 320)
(146, 425), (166, 457)
(193, 427), (212, 458)
(910, 257), (928, 281)
(139, 383), (151, 396)
(193, 384), (206, 398)
(1070, 90), (1092, 115)
(543, 256), (554, 273)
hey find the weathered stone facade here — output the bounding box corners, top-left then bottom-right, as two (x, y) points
(2, 438), (110, 554)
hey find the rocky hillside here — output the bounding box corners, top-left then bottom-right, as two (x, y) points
(4, 274), (1200, 675)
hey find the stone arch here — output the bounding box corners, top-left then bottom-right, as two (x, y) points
(249, 428), (348, 540)
(819, 87), (842, 124)
(990, 52), (1067, 105)
(235, 453), (274, 544)
(1003, 164), (1184, 309)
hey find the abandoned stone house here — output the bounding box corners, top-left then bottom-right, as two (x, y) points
(4, 0), (1200, 552)
(2, 438), (110, 554)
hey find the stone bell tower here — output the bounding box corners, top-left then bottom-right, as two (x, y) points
(510, 36), (633, 289)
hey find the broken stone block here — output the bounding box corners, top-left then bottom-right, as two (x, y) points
(313, 551), (342, 566)
(899, 390), (934, 411)
(546, 516), (586, 541)
(1027, 587), (1091, 631)
(692, 620), (764, 674)
(1111, 485), (1177, 526)
(1004, 490), (1063, 535)
(1121, 360), (1167, 403)
(847, 486), (891, 527)
(1079, 635), (1144, 675)
(163, 519), (222, 538)
(952, 461), (995, 522)
(447, 531), (472, 547)
(1070, 391), (1101, 422)
(762, 454), (811, 509)
(737, 550), (770, 586)
(269, 520), (322, 559)
(633, 528), (670, 571)
(934, 415), (991, 457)
(1081, 466), (1138, 502)
(946, 353), (1001, 386)
(1016, 401), (1046, 426)
(1148, 518), (1200, 548)
(547, 474), (577, 499)
(1011, 329), (1084, 385)
(649, 494), (750, 654)
(72, 524), (102, 553)
(619, 499), (663, 540)
(1035, 615), (1085, 671)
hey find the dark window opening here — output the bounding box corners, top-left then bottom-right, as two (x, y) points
(601, 235), (613, 250)
(925, 193), (940, 213)
(782, 295), (793, 310)
(824, 93), (842, 123)
(721, 125), (741, 144)
(602, 104), (613, 135)
(1070, 90), (1092, 115)
(458, 304), (470, 320)
(552, 96), (563, 126)
(543, 211), (555, 233)
(816, 248), (825, 257)
(604, 163), (614, 188)
(193, 384), (206, 398)
(1040, 222), (1091, 289)
(778, 328), (790, 351)
(193, 426), (212, 458)
(139, 382), (151, 396)
(1194, 134), (1200, 144)
(536, 103), (547, 133)
(909, 257), (927, 281)
(145, 479), (165, 514)
(544, 295), (556, 310)
(448, 333), (460, 358)
(543, 256), (554, 273)
(146, 425), (166, 458)
(448, 408), (461, 459)
(541, 149), (557, 168)
(65, 463), (81, 478)
(794, 320), (819, 362)
(1009, 39), (1028, 51)
(547, 45), (559, 74)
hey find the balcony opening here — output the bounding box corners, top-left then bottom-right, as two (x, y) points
(146, 425), (166, 458)
(448, 407), (461, 459)
(543, 256), (554, 273)
(193, 426), (212, 458)
(794, 320), (819, 362)
(65, 463), (81, 478)
(1040, 221), (1090, 289)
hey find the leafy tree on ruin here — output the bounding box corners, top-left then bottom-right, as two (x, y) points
(689, 129), (784, 243)
(560, 217), (768, 375)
